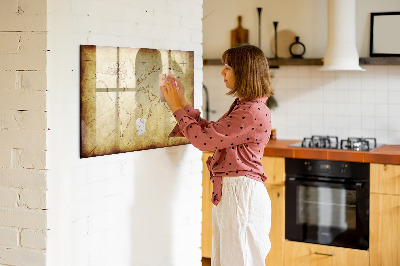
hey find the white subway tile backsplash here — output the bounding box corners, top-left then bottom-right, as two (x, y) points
(323, 115), (336, 129)
(361, 90), (375, 104)
(336, 103), (349, 116)
(389, 117), (400, 131)
(387, 131), (400, 144)
(388, 131), (400, 144)
(349, 128), (362, 137)
(348, 90), (362, 103)
(374, 77), (388, 91)
(348, 71), (362, 90)
(374, 90), (388, 104)
(388, 75), (400, 91)
(204, 65), (400, 144)
(298, 77), (311, 89)
(388, 91), (400, 104)
(361, 128), (375, 138)
(375, 104), (389, 117)
(336, 90), (349, 103)
(361, 104), (375, 116)
(374, 117), (389, 130)
(362, 116), (375, 130)
(388, 65), (400, 76)
(388, 104), (400, 117)
(348, 116), (362, 129)
(286, 77), (299, 89)
(374, 65), (388, 77)
(323, 87), (336, 103)
(323, 103), (336, 115)
(310, 66), (323, 77)
(374, 130), (389, 144)
(298, 66), (311, 78)
(335, 73), (349, 90)
(285, 66), (298, 77)
(336, 115), (348, 129)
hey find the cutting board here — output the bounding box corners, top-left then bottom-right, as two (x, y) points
(231, 16), (249, 48)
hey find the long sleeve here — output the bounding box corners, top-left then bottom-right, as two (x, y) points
(169, 104), (210, 137)
(172, 105), (258, 152)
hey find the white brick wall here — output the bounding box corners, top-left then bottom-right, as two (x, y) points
(2, 0), (203, 265)
(0, 0), (48, 265)
(46, 0), (203, 266)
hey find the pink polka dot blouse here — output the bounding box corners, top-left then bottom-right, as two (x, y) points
(169, 97), (272, 206)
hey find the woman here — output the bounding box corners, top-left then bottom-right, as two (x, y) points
(161, 44), (273, 266)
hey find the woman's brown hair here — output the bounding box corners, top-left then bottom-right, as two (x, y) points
(221, 44), (273, 99)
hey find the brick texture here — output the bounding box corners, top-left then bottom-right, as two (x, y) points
(0, 0), (47, 264)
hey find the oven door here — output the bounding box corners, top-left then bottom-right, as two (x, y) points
(285, 177), (369, 250)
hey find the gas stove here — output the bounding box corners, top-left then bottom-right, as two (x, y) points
(289, 135), (381, 151)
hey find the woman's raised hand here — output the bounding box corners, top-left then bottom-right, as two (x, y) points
(161, 75), (185, 113)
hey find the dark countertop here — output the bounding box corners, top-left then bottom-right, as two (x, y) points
(263, 139), (400, 165)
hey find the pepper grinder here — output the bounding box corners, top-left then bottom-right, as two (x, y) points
(273, 21), (279, 58)
(257, 8), (262, 48)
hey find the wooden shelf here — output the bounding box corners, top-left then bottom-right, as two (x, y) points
(359, 57), (400, 65)
(268, 58), (322, 67)
(203, 58), (323, 67)
(203, 57), (400, 67)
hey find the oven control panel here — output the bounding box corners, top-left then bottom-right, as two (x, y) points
(286, 158), (369, 180)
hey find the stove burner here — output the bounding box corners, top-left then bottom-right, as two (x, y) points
(340, 137), (377, 151)
(301, 135), (339, 149)
(295, 136), (378, 151)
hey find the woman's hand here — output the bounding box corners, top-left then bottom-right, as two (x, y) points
(161, 76), (185, 113)
(174, 77), (187, 108)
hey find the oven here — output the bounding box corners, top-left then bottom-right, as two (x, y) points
(285, 158), (370, 250)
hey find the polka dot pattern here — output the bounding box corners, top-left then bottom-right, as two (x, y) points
(170, 97), (272, 206)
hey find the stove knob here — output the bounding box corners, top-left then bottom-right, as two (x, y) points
(340, 164), (347, 174)
(305, 161), (312, 171)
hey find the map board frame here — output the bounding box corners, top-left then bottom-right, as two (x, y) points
(80, 45), (194, 158)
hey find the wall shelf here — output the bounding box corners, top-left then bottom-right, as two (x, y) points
(203, 57), (400, 67)
(359, 57), (400, 65)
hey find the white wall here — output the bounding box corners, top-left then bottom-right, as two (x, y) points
(0, 0), (48, 265)
(46, 0), (203, 266)
(203, 0), (400, 58)
(203, 0), (400, 145)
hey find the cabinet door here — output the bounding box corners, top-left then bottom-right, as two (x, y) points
(370, 193), (400, 266)
(370, 163), (400, 195)
(284, 241), (369, 266)
(202, 152), (213, 258)
(264, 184), (284, 266)
(261, 156), (285, 185)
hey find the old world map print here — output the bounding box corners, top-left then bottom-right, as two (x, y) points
(80, 45), (194, 158)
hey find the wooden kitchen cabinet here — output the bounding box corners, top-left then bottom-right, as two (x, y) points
(201, 152), (213, 258)
(261, 156), (285, 266)
(264, 184), (285, 266)
(370, 163), (400, 195)
(201, 154), (286, 266)
(284, 241), (369, 266)
(370, 163), (400, 266)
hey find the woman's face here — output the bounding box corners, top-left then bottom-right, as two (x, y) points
(220, 64), (235, 89)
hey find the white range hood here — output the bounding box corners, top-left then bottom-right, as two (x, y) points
(320, 0), (365, 71)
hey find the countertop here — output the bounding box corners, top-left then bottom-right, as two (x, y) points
(263, 139), (400, 165)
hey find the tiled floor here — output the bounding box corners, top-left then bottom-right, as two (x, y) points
(202, 257), (211, 266)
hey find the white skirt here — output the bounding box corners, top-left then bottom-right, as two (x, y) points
(212, 176), (271, 266)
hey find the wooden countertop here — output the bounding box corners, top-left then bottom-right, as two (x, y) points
(263, 139), (400, 165)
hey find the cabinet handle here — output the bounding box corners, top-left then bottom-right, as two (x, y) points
(314, 252), (335, 257)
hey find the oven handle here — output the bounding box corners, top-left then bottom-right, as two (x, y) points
(286, 177), (364, 189)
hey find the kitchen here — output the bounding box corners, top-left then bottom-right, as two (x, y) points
(202, 0), (400, 265)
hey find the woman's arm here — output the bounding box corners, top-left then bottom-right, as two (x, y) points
(162, 76), (211, 137)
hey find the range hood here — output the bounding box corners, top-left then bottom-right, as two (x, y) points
(320, 0), (365, 71)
